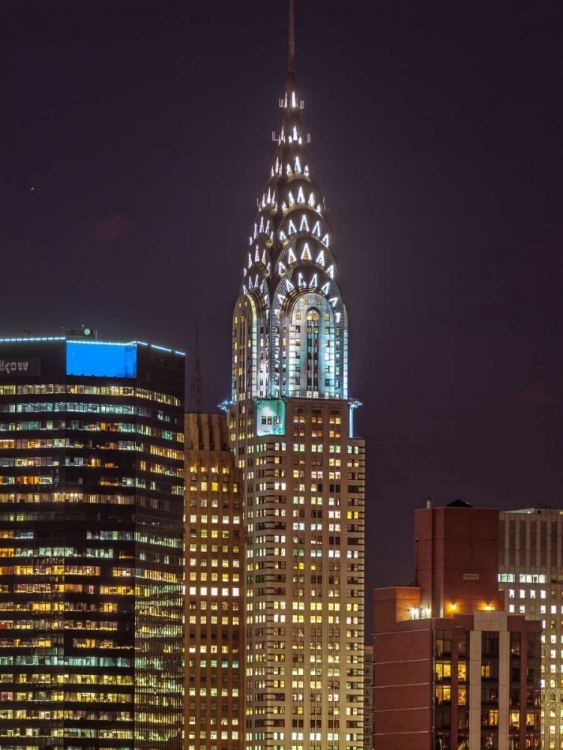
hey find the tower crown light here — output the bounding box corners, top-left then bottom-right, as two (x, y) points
(232, 0), (348, 404)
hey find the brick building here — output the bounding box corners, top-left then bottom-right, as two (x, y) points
(373, 501), (541, 750)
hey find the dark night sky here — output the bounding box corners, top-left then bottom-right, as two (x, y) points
(3, 1), (563, 625)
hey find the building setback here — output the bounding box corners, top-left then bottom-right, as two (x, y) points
(184, 413), (243, 750)
(227, 3), (366, 750)
(373, 501), (541, 750)
(499, 507), (563, 750)
(0, 335), (185, 749)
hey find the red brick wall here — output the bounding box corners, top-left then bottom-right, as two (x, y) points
(415, 506), (501, 615)
(373, 608), (432, 750)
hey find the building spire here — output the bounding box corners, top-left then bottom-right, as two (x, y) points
(189, 319), (202, 413)
(232, 0), (348, 403)
(288, 0), (296, 74)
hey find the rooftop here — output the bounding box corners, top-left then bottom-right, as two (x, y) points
(0, 335), (185, 356)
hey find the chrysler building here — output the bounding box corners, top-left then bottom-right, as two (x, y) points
(227, 4), (366, 750)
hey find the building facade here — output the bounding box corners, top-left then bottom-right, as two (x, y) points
(227, 5), (365, 750)
(363, 646), (373, 750)
(184, 413), (243, 750)
(499, 507), (563, 750)
(373, 501), (541, 750)
(0, 335), (185, 749)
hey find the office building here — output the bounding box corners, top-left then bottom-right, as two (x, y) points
(499, 507), (563, 750)
(0, 335), (185, 749)
(184, 413), (243, 750)
(227, 3), (366, 750)
(363, 646), (373, 750)
(373, 501), (541, 750)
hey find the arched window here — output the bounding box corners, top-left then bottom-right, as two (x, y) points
(232, 295), (268, 401)
(306, 309), (320, 396)
(282, 294), (340, 399)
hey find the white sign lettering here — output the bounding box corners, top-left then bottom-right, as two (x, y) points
(0, 360), (29, 373)
(0, 358), (40, 377)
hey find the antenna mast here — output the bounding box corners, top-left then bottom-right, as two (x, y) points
(189, 320), (202, 414)
(288, 0), (296, 74)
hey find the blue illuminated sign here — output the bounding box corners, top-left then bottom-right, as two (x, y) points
(66, 342), (137, 378)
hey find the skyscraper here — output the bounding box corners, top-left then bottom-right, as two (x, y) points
(228, 4), (365, 750)
(498, 507), (563, 750)
(184, 413), (243, 750)
(0, 335), (185, 749)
